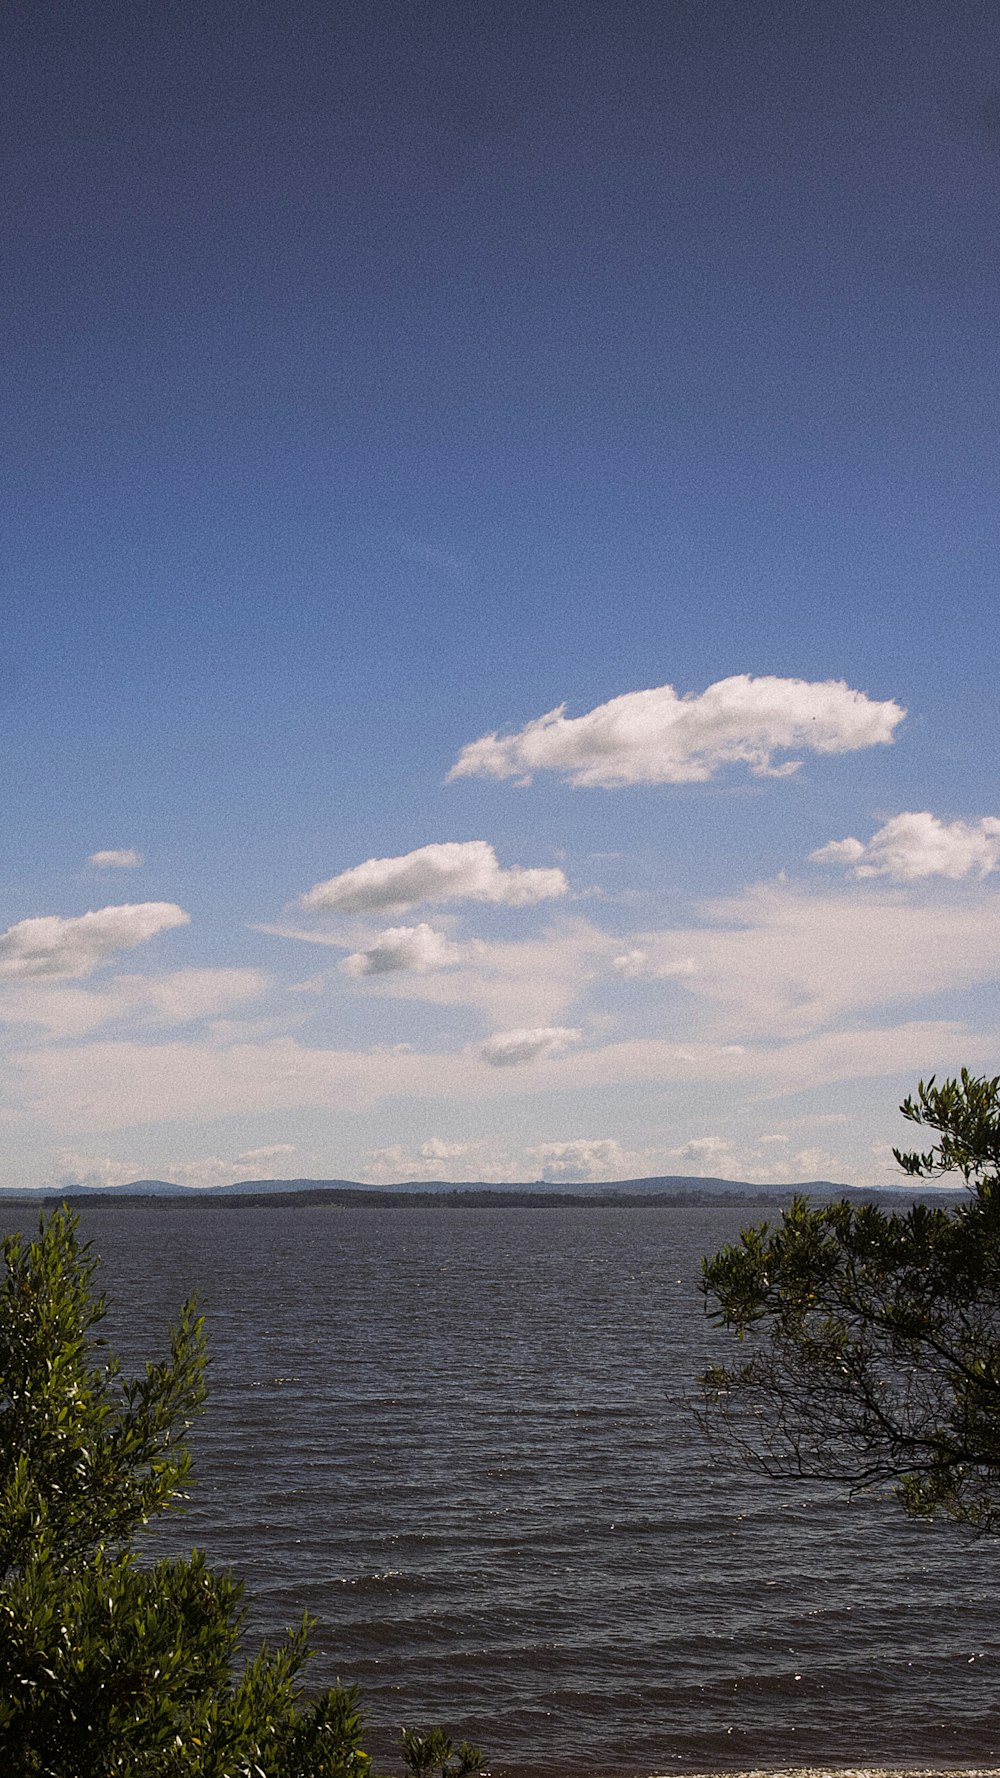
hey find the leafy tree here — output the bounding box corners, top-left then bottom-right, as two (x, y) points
(700, 1071), (1000, 1533)
(0, 1207), (480, 1777)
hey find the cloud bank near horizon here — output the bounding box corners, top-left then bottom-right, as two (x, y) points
(448, 675), (905, 788)
(1, 682), (995, 1198)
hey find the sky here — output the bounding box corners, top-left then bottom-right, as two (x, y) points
(2, 0), (999, 1191)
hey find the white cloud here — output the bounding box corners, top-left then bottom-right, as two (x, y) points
(664, 1133), (839, 1184)
(88, 849), (144, 869)
(612, 949), (696, 981)
(166, 1157), (249, 1187)
(0, 903), (189, 980)
(480, 1025), (582, 1066)
(448, 675), (905, 788)
(50, 1144), (296, 1194)
(364, 1135), (652, 1185)
(37, 1127), (845, 1197)
(615, 880), (1000, 1038)
(551, 1022), (990, 1100)
(360, 1130), (850, 1189)
(140, 968), (270, 1021)
(0, 968), (268, 1038)
(8, 1015), (992, 1142)
(340, 924), (462, 977)
(811, 812), (1000, 881)
(365, 1136), (476, 1181)
(526, 1137), (639, 1181)
(149, 1146), (299, 1190)
(364, 1143), (422, 1181)
(169, 1147), (300, 1188)
(256, 924), (348, 951)
(12, 1037), (420, 1130)
(264, 912), (609, 1026)
(53, 1150), (145, 1191)
(363, 1138), (523, 1184)
(612, 948), (649, 978)
(301, 840), (567, 916)
(51, 1141), (294, 1193)
(672, 1135), (736, 1165)
(809, 836), (867, 868)
(333, 920), (609, 1025)
(418, 1137), (471, 1161)
(0, 985), (124, 1039)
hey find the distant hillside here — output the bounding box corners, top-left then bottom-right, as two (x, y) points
(74, 1177), (362, 1197)
(15, 1171), (852, 1199)
(0, 1172), (955, 1210)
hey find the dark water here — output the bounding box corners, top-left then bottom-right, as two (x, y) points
(19, 1203), (1000, 1774)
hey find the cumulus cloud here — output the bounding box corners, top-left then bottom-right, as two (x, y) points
(88, 849), (144, 869)
(418, 1137), (471, 1161)
(365, 1137), (477, 1181)
(51, 1146), (290, 1195)
(671, 1135), (738, 1166)
(340, 924), (462, 977)
(810, 812), (1000, 881)
(809, 836), (867, 867)
(168, 1146), (299, 1189)
(145, 1145), (297, 1187)
(51, 1144), (298, 1196)
(665, 1133), (839, 1185)
(361, 1130), (846, 1189)
(526, 1137), (636, 1181)
(365, 1136), (647, 1186)
(448, 675), (905, 788)
(480, 1025), (582, 1066)
(363, 1138), (524, 1184)
(53, 1151), (145, 1191)
(302, 840), (567, 916)
(0, 903), (189, 980)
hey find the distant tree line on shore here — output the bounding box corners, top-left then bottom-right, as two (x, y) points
(0, 1184), (937, 1213)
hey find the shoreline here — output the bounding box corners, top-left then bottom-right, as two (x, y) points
(647, 1769), (1000, 1778)
(340, 1756), (1000, 1777)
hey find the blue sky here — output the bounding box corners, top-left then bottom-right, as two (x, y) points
(3, 0), (999, 1189)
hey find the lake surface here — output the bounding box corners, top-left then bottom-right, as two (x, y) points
(16, 1201), (1000, 1775)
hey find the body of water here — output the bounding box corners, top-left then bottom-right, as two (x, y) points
(17, 1202), (1000, 1775)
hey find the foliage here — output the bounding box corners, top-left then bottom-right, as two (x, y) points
(0, 1207), (483, 1777)
(699, 1071), (1000, 1533)
(400, 1728), (483, 1778)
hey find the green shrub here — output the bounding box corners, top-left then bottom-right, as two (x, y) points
(0, 1206), (481, 1778)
